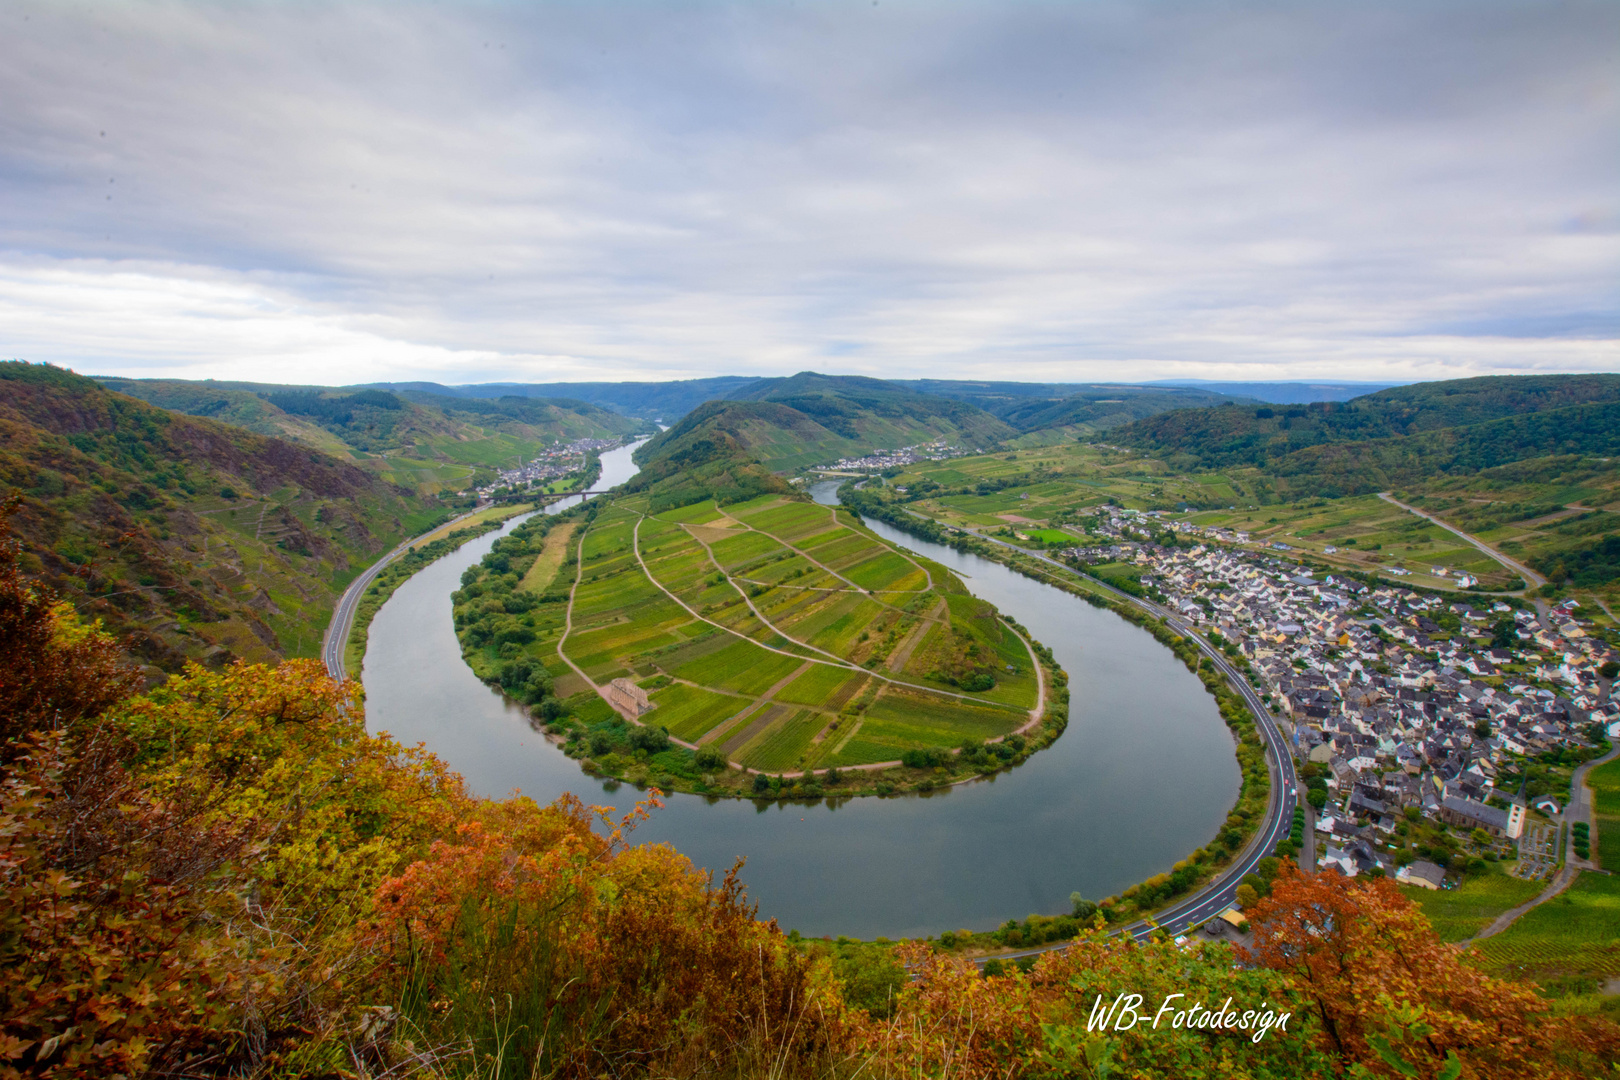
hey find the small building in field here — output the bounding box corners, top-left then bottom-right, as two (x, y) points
(607, 677), (652, 717)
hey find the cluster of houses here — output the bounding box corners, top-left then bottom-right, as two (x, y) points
(474, 437), (623, 497)
(826, 440), (978, 473)
(1063, 517), (1615, 888)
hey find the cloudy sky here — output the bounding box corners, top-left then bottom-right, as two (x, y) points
(2, 1), (1616, 387)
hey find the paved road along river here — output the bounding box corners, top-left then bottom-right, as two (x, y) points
(359, 461), (1241, 939)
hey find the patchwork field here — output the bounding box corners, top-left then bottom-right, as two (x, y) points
(876, 440), (1619, 614)
(454, 494), (1045, 782)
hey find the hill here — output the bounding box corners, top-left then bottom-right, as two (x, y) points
(98, 377), (641, 494)
(730, 372), (1014, 450)
(3, 363), (445, 673)
(624, 376), (1015, 499)
(890, 380), (1246, 434)
(1105, 373), (1620, 472)
(622, 401), (804, 510)
(373, 376), (1383, 428)
(632, 373), (1013, 475)
(370, 376), (760, 422)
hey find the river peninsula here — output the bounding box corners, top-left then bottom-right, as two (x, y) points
(452, 490), (1068, 799)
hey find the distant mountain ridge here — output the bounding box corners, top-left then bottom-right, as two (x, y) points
(365, 375), (1401, 428)
(631, 373), (1014, 474)
(1102, 373), (1620, 496)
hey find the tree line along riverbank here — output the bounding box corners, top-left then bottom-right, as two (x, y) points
(838, 481), (1277, 938)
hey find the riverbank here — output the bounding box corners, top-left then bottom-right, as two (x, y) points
(360, 444), (1242, 940)
(342, 507), (533, 674)
(841, 482), (1281, 938)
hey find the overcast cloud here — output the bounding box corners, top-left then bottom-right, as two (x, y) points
(1, 0), (1616, 385)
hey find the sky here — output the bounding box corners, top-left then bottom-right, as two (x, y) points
(1, 0), (1616, 387)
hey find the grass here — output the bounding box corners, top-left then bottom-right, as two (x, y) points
(1398, 871), (1544, 942)
(411, 502), (533, 550)
(519, 522), (577, 594)
(843, 552), (926, 591)
(861, 689), (1021, 741)
(1587, 755), (1620, 870)
(773, 664), (867, 708)
(648, 683), (748, 742)
(735, 710), (825, 771)
(671, 638), (805, 696)
(1467, 871), (1620, 987)
(654, 501), (725, 524)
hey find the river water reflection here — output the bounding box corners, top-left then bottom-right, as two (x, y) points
(362, 460), (1238, 939)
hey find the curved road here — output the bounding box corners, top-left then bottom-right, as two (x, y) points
(321, 508), (485, 681)
(322, 493), (621, 680)
(1377, 492), (1545, 589)
(883, 514), (1299, 955)
(1464, 741), (1620, 945)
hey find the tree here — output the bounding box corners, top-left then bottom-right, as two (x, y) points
(1235, 883), (1259, 909)
(1242, 867), (1619, 1077)
(0, 497), (138, 758)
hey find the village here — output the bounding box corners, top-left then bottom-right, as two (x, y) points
(1063, 505), (1617, 891)
(475, 436), (624, 497)
(822, 439), (980, 473)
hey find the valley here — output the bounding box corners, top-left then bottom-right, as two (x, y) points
(6, 363), (1619, 1073)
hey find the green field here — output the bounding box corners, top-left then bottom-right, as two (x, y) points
(1398, 872), (1544, 943)
(1467, 871), (1620, 988)
(648, 682), (747, 742)
(1588, 755), (1620, 869)
(453, 494), (1052, 795)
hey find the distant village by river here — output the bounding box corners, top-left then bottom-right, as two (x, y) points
(472, 436), (624, 498)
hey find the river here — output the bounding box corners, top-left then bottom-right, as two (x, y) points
(363, 458), (1238, 940)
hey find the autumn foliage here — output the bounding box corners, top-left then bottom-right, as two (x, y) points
(1240, 867), (1619, 1078)
(2, 495), (1618, 1079)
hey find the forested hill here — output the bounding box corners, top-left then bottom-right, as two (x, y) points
(633, 374), (1014, 475)
(1105, 373), (1620, 472)
(889, 380), (1247, 433)
(2, 363), (445, 674)
(726, 371), (1014, 448)
(621, 400), (804, 510)
(97, 377), (640, 495)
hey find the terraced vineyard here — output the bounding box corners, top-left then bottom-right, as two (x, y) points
(453, 493), (1063, 796)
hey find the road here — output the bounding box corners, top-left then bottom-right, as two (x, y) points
(1377, 492), (1546, 589)
(1465, 741), (1620, 944)
(321, 508), (484, 681)
(884, 515), (1299, 955)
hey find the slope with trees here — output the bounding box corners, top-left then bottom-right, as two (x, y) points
(1, 363), (446, 672)
(98, 377), (642, 494)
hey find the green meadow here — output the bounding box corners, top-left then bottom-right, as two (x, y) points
(453, 492), (1062, 797)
